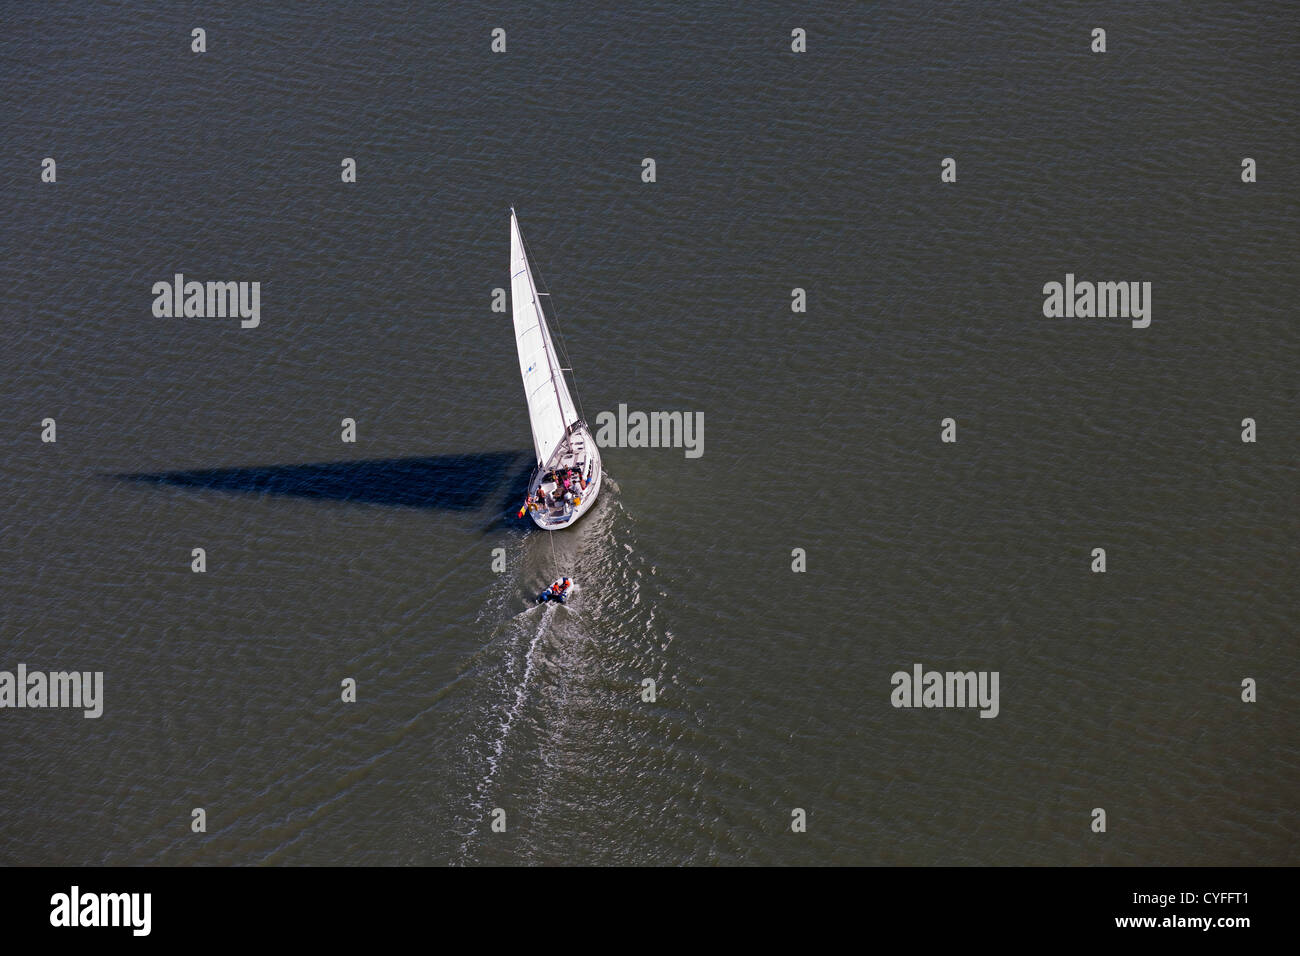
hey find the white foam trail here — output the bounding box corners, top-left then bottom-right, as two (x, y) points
(488, 612), (547, 777)
(455, 603), (550, 861)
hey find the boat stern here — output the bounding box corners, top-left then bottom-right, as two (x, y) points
(526, 441), (602, 529)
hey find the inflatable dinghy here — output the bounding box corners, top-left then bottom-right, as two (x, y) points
(538, 576), (574, 604)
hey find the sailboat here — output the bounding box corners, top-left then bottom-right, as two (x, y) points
(510, 207), (602, 530)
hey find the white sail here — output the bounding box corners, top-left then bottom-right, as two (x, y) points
(510, 208), (580, 467)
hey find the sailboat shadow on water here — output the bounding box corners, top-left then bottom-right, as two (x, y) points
(109, 450), (536, 514)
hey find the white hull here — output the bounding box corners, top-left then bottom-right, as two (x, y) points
(527, 433), (602, 530)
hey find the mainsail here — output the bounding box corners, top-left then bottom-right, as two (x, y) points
(510, 208), (580, 468)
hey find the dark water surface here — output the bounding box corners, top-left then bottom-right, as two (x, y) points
(2, 2), (1296, 865)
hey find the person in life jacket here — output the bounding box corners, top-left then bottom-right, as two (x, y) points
(541, 577), (571, 603)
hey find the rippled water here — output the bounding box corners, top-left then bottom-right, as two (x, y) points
(1, 2), (1296, 865)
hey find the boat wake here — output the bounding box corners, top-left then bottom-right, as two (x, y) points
(450, 478), (669, 864)
(452, 602), (551, 862)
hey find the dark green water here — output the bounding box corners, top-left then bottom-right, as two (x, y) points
(1, 2), (1296, 865)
